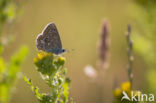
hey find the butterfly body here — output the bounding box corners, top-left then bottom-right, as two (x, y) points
(47, 48), (66, 55)
(36, 22), (65, 54)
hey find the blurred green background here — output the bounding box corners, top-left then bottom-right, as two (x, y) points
(1, 0), (155, 103)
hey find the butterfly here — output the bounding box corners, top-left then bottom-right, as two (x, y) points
(36, 22), (66, 55)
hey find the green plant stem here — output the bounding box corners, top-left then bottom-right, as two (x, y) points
(49, 75), (57, 103)
(126, 24), (133, 89)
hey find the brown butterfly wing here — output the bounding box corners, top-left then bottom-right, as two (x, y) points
(36, 23), (62, 52)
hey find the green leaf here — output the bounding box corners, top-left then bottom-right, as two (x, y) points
(4, 2), (16, 21)
(24, 76), (43, 101)
(24, 76), (32, 86)
(0, 57), (5, 74)
(8, 46), (28, 82)
(0, 84), (9, 103)
(39, 94), (52, 103)
(63, 80), (70, 103)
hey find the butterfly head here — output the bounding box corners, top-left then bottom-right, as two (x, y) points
(62, 49), (66, 53)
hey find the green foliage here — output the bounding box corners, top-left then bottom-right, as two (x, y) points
(134, 0), (156, 6)
(0, 46), (28, 103)
(25, 52), (72, 103)
(130, 0), (156, 95)
(147, 69), (156, 93)
(0, 0), (28, 103)
(0, 0), (24, 31)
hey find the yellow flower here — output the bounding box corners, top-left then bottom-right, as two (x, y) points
(37, 52), (52, 60)
(121, 82), (131, 92)
(33, 58), (38, 63)
(114, 88), (122, 98)
(121, 82), (131, 97)
(33, 51), (53, 63)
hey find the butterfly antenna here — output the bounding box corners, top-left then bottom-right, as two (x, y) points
(65, 48), (75, 53)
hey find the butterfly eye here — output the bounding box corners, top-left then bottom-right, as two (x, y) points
(62, 49), (66, 52)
